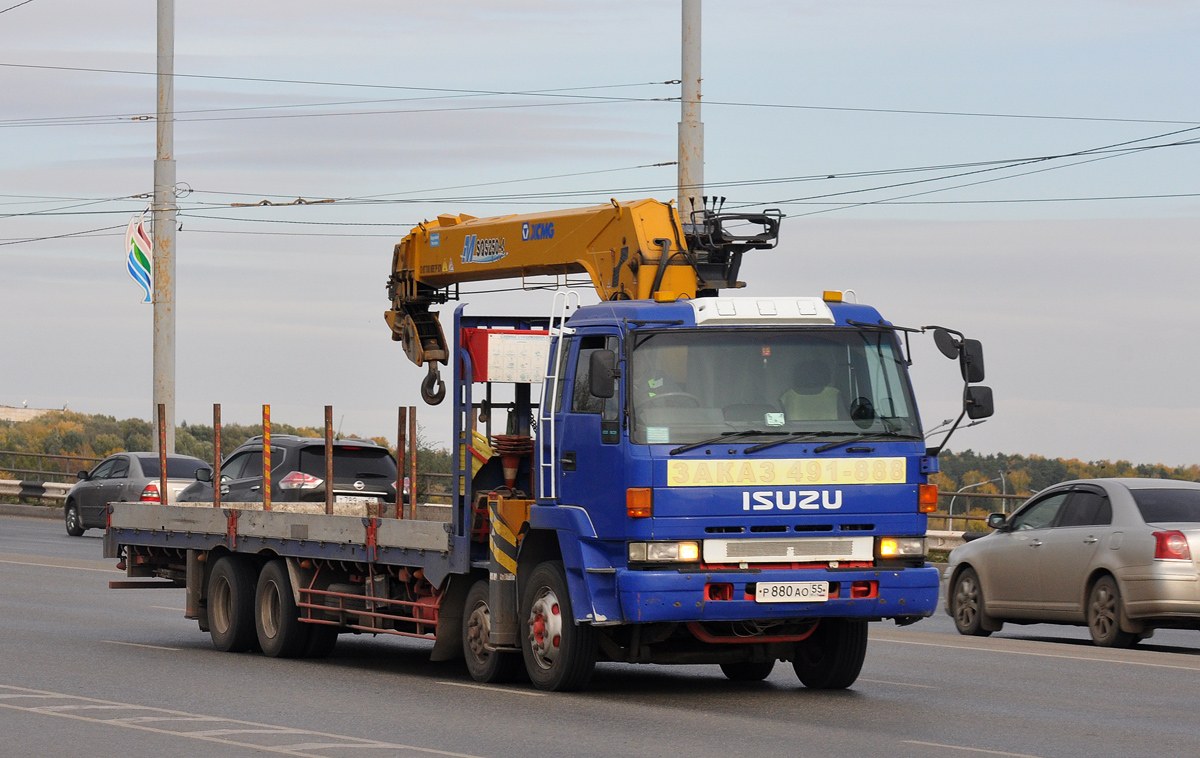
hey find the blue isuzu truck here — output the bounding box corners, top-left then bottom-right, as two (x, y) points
(106, 200), (992, 691)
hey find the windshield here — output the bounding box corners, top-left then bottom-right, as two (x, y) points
(1131, 488), (1200, 523)
(137, 456), (209, 479)
(629, 328), (921, 445)
(299, 447), (397, 480)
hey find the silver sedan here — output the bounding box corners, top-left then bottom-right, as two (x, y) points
(944, 478), (1200, 647)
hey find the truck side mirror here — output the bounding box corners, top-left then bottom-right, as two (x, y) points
(964, 385), (994, 420)
(589, 349), (617, 399)
(987, 512), (1007, 530)
(960, 338), (985, 383)
(196, 468), (213, 483)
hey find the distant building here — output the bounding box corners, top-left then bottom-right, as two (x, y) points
(0, 405), (54, 423)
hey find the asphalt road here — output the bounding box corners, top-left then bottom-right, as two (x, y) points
(1, 514), (1198, 758)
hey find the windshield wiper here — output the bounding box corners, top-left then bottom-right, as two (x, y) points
(669, 430), (787, 456)
(813, 431), (921, 454)
(742, 431), (844, 454)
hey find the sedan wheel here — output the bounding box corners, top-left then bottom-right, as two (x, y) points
(951, 567), (992, 637)
(1087, 576), (1135, 648)
(64, 502), (85, 537)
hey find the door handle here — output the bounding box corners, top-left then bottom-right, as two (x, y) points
(1083, 536), (1098, 544)
(250, 485), (261, 491)
(1029, 540), (1043, 547)
(559, 451), (577, 472)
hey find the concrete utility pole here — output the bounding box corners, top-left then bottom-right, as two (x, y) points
(678, 0), (703, 227)
(153, 0), (176, 453)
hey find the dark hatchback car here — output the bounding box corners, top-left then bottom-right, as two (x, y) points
(177, 435), (399, 510)
(64, 453), (210, 536)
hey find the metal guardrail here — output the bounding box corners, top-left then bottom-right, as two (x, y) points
(0, 480), (72, 502)
(0, 451), (100, 483)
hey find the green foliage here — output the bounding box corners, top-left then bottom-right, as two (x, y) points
(936, 449), (1200, 494)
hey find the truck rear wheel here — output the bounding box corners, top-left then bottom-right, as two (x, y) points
(207, 555), (257, 652)
(720, 660), (776, 681)
(520, 561), (596, 692)
(303, 625), (339, 659)
(462, 580), (523, 683)
(791, 619), (867, 689)
(255, 559), (311, 658)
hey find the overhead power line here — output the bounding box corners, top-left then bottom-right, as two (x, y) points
(0, 0), (35, 15)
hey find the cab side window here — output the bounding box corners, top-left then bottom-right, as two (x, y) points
(219, 453), (249, 481)
(571, 335), (619, 419)
(1056, 490), (1112, 527)
(89, 459), (116, 480)
(1010, 492), (1069, 530)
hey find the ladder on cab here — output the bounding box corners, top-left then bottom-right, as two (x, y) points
(537, 290), (579, 501)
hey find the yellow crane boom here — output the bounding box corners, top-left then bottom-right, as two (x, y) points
(385, 197), (780, 403)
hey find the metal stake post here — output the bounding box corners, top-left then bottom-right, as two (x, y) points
(157, 404), (168, 505)
(212, 403), (221, 508)
(152, 0), (177, 453)
(397, 407), (407, 519)
(678, 0), (704, 220)
(408, 406), (417, 517)
(262, 404), (271, 511)
(324, 405), (334, 515)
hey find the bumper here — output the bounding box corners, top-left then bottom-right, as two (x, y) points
(1121, 565), (1200, 622)
(617, 566), (939, 623)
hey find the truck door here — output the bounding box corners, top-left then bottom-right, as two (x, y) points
(556, 334), (622, 533)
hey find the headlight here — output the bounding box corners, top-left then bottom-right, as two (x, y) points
(629, 541), (700, 563)
(877, 537), (925, 558)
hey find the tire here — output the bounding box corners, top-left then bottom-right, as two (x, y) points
(720, 660), (776, 681)
(951, 567), (994, 637)
(255, 560), (311, 658)
(303, 625), (339, 659)
(791, 619), (868, 690)
(520, 561), (596, 691)
(64, 501), (85, 537)
(1088, 575), (1135, 648)
(207, 555), (258, 653)
(462, 580), (523, 683)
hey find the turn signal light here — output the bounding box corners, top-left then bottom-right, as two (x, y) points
(627, 488), (653, 518)
(1153, 530), (1192, 561)
(918, 483), (938, 513)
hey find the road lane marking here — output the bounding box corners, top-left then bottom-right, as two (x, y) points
(904, 740), (1046, 758)
(0, 684), (492, 758)
(435, 681), (546, 697)
(0, 557), (122, 573)
(149, 606), (184, 611)
(102, 640), (180, 651)
(874, 636), (1200, 672)
(858, 678), (936, 689)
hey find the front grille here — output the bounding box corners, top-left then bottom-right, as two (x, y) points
(704, 535), (872, 564)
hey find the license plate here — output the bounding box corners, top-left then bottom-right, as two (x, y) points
(335, 495), (381, 505)
(754, 581), (829, 603)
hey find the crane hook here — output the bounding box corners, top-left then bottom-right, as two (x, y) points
(421, 363), (446, 405)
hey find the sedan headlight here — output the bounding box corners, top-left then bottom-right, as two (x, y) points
(629, 541), (700, 563)
(877, 536), (925, 558)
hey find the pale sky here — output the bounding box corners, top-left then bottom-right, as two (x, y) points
(2, 1), (1199, 465)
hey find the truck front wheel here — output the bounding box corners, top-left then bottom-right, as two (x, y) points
(462, 580), (523, 683)
(255, 560), (311, 658)
(520, 561), (596, 691)
(207, 555), (258, 652)
(791, 619), (867, 689)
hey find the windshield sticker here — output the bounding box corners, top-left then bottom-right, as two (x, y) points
(646, 427), (670, 444)
(668, 457), (906, 487)
(765, 412), (785, 426)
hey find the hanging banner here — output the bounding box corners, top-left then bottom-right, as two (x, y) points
(125, 210), (153, 304)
